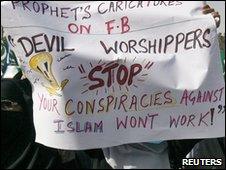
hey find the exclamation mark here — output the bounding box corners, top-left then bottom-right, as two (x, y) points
(210, 108), (215, 125)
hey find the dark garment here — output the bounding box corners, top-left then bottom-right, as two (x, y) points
(186, 138), (225, 169)
(74, 150), (112, 169)
(167, 139), (202, 169)
(1, 78), (61, 169)
(1, 141), (61, 169)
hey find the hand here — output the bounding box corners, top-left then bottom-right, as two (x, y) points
(202, 5), (220, 28)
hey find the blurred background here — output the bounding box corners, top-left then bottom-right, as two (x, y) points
(207, 1), (225, 75)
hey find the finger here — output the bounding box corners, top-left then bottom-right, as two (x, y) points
(212, 12), (221, 28)
(212, 12), (220, 18)
(203, 4), (210, 9)
(203, 8), (215, 14)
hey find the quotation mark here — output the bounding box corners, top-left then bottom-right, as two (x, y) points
(218, 105), (225, 114)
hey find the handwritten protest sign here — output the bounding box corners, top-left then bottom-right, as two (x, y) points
(1, 1), (225, 150)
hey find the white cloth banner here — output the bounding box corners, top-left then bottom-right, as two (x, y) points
(1, 1), (225, 150)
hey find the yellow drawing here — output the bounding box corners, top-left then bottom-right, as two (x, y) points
(29, 52), (69, 96)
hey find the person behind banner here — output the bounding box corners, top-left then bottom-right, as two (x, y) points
(1, 73), (62, 169)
